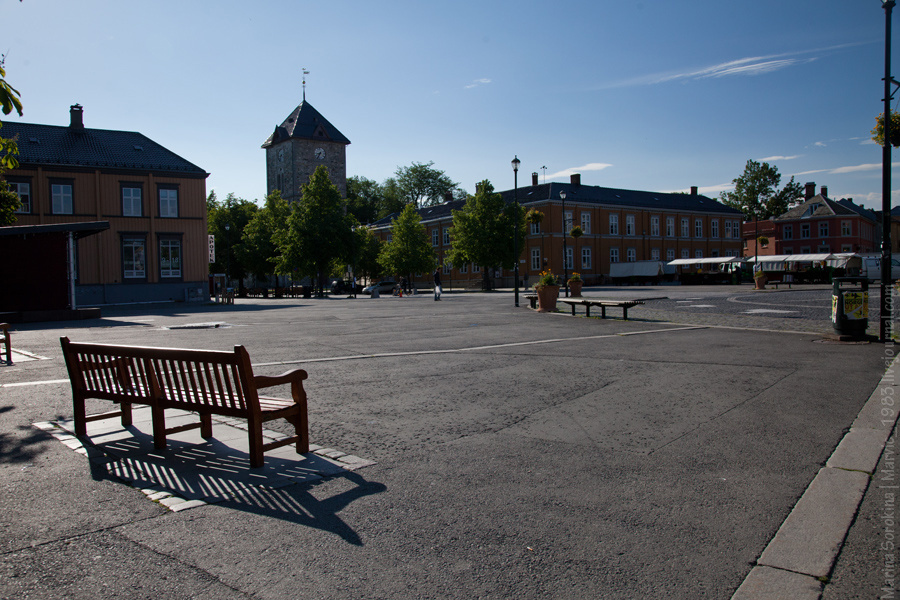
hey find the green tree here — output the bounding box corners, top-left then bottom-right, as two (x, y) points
(377, 203), (435, 285)
(378, 177), (406, 218)
(275, 165), (354, 296)
(351, 226), (383, 283)
(719, 160), (802, 221)
(872, 111), (900, 148)
(240, 190), (289, 284)
(346, 175), (382, 225)
(207, 192), (258, 291)
(447, 180), (525, 291)
(395, 161), (462, 208)
(0, 56), (24, 225)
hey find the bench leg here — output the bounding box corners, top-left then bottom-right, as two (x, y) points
(585, 305), (591, 318)
(248, 422), (265, 468)
(120, 402), (133, 428)
(200, 413), (213, 439)
(73, 397), (87, 437)
(601, 306), (607, 319)
(623, 307), (628, 320)
(571, 304), (576, 316)
(151, 405), (167, 450)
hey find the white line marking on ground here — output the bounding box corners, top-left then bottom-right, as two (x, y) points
(1, 379), (70, 388)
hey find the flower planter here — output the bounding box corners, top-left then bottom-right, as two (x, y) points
(568, 280), (583, 297)
(754, 276), (767, 290)
(536, 285), (560, 312)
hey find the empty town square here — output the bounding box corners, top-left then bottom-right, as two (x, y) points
(0, 286), (896, 599)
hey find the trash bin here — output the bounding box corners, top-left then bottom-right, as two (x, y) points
(832, 277), (869, 338)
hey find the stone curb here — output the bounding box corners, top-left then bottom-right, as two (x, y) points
(732, 353), (900, 600)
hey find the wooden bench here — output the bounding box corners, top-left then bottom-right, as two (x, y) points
(524, 294), (539, 309)
(60, 337), (309, 468)
(557, 298), (644, 320)
(0, 323), (11, 365)
(773, 274), (794, 289)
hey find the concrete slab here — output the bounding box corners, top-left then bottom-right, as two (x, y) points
(757, 467), (869, 579)
(826, 427), (893, 473)
(731, 566), (823, 600)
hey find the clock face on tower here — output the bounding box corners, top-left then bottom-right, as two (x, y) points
(314, 147), (326, 160)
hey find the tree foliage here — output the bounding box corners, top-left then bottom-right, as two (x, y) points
(871, 111), (900, 148)
(350, 226), (383, 282)
(0, 55), (24, 224)
(377, 203), (435, 281)
(447, 180), (525, 291)
(207, 192), (259, 288)
(719, 160), (803, 221)
(395, 161), (462, 208)
(240, 190), (289, 282)
(275, 166), (354, 294)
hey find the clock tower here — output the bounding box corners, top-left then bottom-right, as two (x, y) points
(261, 100), (350, 202)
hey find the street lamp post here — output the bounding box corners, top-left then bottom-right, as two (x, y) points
(512, 156), (521, 307)
(560, 190), (569, 297)
(882, 0), (895, 342)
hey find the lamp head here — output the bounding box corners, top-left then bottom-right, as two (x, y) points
(511, 156), (520, 172)
(560, 190), (566, 201)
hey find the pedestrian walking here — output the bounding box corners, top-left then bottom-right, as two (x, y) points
(433, 269), (442, 301)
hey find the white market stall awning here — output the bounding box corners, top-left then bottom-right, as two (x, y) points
(609, 261), (675, 278)
(744, 253), (836, 263)
(666, 256), (743, 266)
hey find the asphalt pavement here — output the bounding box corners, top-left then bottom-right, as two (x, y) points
(0, 283), (896, 599)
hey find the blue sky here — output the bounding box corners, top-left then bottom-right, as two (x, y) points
(2, 0), (897, 211)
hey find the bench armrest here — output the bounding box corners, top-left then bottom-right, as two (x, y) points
(254, 369), (309, 403)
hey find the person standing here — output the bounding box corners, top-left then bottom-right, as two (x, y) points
(433, 268), (442, 301)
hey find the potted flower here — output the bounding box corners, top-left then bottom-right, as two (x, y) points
(753, 268), (767, 290)
(568, 272), (583, 297)
(534, 269), (560, 312)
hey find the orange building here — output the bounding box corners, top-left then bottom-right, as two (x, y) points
(2, 105), (210, 307)
(372, 174), (744, 289)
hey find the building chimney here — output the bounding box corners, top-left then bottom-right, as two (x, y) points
(69, 104), (84, 130)
(805, 182), (816, 200)
(532, 172), (538, 186)
(570, 173), (581, 187)
(690, 186), (698, 195)
(444, 191), (453, 203)
(820, 185), (828, 198)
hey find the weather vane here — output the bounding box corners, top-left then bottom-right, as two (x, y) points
(302, 68), (310, 102)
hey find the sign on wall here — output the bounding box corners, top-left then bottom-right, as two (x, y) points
(208, 235), (215, 263)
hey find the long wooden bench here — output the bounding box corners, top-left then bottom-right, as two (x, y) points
(60, 337), (309, 468)
(557, 298), (644, 320)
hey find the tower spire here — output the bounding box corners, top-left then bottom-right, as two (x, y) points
(302, 68), (309, 102)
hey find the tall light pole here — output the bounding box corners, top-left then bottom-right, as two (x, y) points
(882, 0), (895, 342)
(512, 156), (521, 307)
(560, 189), (569, 297)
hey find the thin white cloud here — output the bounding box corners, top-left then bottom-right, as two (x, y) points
(599, 42), (868, 90)
(814, 141), (828, 148)
(548, 163), (613, 178)
(464, 78), (492, 89)
(758, 155), (802, 162)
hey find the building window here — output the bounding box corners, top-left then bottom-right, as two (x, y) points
(681, 248), (689, 259)
(711, 219), (719, 238)
(625, 214), (635, 236)
(531, 248), (541, 271)
(783, 225), (793, 240)
(582, 247), (591, 269)
(626, 248), (636, 262)
(681, 218), (689, 237)
(725, 220), (732, 239)
(784, 247), (793, 254)
(51, 181), (74, 214)
(694, 219), (703, 238)
(386, 234), (392, 243)
(819, 222), (829, 238)
(158, 186), (178, 218)
(695, 249), (703, 259)
(443, 261), (452, 275)
(711, 249), (719, 257)
(609, 214), (619, 235)
(666, 248), (675, 261)
(651, 216), (660, 237)
(610, 248), (619, 263)
(651, 248), (660, 261)
(841, 221), (852, 236)
(530, 221), (541, 235)
(818, 244), (830, 253)
(159, 238), (182, 279)
(733, 221), (740, 239)
(666, 217), (675, 237)
(580, 212), (591, 234)
(432, 229), (439, 247)
(9, 180), (31, 213)
(564, 211), (573, 233)
(122, 184), (142, 217)
(473, 264), (481, 273)
(459, 263), (468, 274)
(800, 223), (810, 239)
(443, 228), (450, 245)
(122, 236), (147, 280)
(565, 247), (573, 270)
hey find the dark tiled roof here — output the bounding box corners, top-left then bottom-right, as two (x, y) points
(836, 198), (878, 221)
(370, 182), (741, 228)
(499, 182), (743, 215)
(261, 101), (350, 147)
(774, 195), (859, 221)
(1, 122), (207, 175)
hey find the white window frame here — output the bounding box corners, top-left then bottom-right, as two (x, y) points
(531, 248), (541, 271)
(52, 183), (73, 215)
(819, 221), (829, 238)
(581, 247), (591, 269)
(625, 214), (635, 236)
(800, 223), (810, 239)
(666, 248), (675, 261)
(694, 218), (703, 238)
(651, 248), (660, 261)
(610, 248), (619, 263)
(626, 248), (636, 262)
(666, 217), (675, 237)
(159, 187), (178, 218)
(681, 217), (689, 237)
(432, 229), (439, 247)
(650, 216), (660, 237)
(710, 219), (719, 238)
(841, 220), (852, 236)
(122, 186), (142, 217)
(783, 225), (793, 240)
(159, 239), (182, 278)
(10, 181), (30, 213)
(443, 228), (450, 245)
(609, 214), (619, 235)
(565, 247), (574, 270)
(123, 237), (146, 279)
(580, 212), (591, 234)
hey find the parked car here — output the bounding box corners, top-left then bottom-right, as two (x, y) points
(362, 280), (398, 295)
(860, 255), (900, 282)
